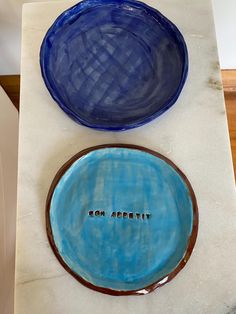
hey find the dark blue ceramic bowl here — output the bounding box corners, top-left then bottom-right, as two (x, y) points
(40, 0), (188, 131)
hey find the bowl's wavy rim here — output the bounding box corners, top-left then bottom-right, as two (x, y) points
(40, 0), (189, 131)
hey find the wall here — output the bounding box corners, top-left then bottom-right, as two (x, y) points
(0, 0), (58, 74)
(0, 0), (235, 74)
(0, 0), (21, 74)
(212, 0), (236, 69)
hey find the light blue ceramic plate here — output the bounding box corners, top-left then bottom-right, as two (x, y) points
(46, 145), (198, 295)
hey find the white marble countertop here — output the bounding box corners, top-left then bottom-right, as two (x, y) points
(15, 1), (236, 313)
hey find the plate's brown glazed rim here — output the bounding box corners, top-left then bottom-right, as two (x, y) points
(46, 144), (199, 296)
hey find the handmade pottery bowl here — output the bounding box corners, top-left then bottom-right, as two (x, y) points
(46, 144), (198, 295)
(40, 0), (188, 130)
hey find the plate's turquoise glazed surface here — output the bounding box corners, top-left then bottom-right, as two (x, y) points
(47, 146), (198, 295)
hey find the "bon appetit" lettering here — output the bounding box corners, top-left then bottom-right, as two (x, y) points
(88, 210), (151, 219)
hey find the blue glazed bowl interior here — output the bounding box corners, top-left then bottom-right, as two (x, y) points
(49, 147), (195, 292)
(40, 0), (188, 130)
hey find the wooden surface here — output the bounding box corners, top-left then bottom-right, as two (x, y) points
(221, 70), (236, 176)
(225, 91), (236, 173)
(0, 75), (20, 110)
(222, 70), (236, 93)
(0, 73), (235, 175)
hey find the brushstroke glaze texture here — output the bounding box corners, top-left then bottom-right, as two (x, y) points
(40, 0), (188, 130)
(47, 146), (197, 294)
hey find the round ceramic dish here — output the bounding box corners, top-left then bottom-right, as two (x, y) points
(46, 144), (198, 295)
(40, 0), (188, 131)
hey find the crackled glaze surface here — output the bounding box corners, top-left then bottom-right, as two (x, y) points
(40, 0), (188, 130)
(47, 145), (197, 294)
